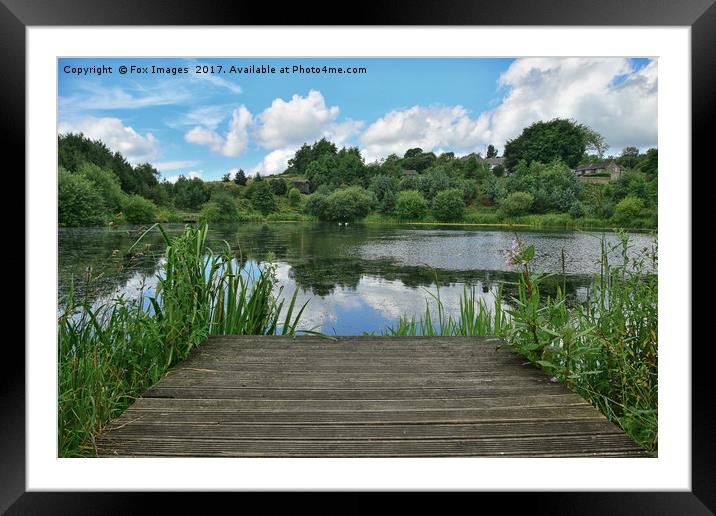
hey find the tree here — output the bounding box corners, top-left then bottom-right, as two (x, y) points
(529, 161), (582, 213)
(617, 147), (641, 169)
(503, 119), (604, 170)
(394, 190), (428, 220)
(200, 190), (239, 222)
(250, 181), (276, 214)
(368, 175), (399, 203)
(77, 162), (126, 213)
(486, 144), (498, 158)
(499, 192), (534, 216)
(636, 148), (658, 178)
(288, 188), (302, 207)
(613, 196), (645, 224)
(122, 195), (158, 224)
(431, 189), (465, 222)
(58, 168), (107, 226)
(222, 172), (231, 182)
(269, 177), (288, 196)
(234, 169), (247, 186)
(319, 186), (375, 222)
(173, 176), (210, 210)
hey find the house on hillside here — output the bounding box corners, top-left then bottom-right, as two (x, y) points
(291, 179), (311, 194)
(402, 169), (418, 177)
(483, 157), (504, 170)
(572, 161), (623, 183)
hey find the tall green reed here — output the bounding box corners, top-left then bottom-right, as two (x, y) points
(381, 232), (658, 452)
(58, 223), (311, 456)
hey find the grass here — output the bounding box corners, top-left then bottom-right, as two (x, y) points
(381, 231), (658, 452)
(58, 223), (312, 456)
(363, 207), (656, 230)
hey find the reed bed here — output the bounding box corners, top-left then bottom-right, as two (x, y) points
(58, 223), (310, 456)
(382, 231), (658, 452)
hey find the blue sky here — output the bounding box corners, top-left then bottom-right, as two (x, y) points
(58, 57), (656, 182)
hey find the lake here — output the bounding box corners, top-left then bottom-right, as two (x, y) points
(58, 223), (656, 335)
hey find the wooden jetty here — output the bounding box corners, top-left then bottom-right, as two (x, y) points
(95, 336), (648, 457)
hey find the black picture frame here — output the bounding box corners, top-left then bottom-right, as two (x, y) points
(5, 0), (710, 513)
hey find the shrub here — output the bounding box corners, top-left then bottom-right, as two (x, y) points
(77, 162), (126, 212)
(568, 201), (587, 219)
(304, 193), (327, 218)
(251, 181), (277, 215)
(287, 188), (302, 207)
(200, 190), (240, 223)
(431, 188), (465, 222)
(320, 186), (375, 222)
(122, 195), (158, 224)
(613, 196), (645, 225)
(58, 168), (107, 227)
(394, 190), (428, 220)
(269, 178), (288, 196)
(499, 191), (534, 216)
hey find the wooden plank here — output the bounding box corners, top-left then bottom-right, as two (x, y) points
(96, 434), (645, 457)
(94, 336), (646, 458)
(103, 421), (624, 440)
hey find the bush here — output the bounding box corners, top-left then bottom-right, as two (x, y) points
(499, 191), (534, 216)
(200, 190), (240, 223)
(58, 168), (107, 226)
(431, 188), (465, 222)
(394, 190), (428, 220)
(122, 195), (158, 224)
(568, 201), (587, 219)
(77, 162), (126, 212)
(251, 181), (277, 215)
(269, 178), (288, 196)
(287, 187), (302, 207)
(613, 196), (645, 225)
(304, 193), (327, 218)
(320, 186), (375, 222)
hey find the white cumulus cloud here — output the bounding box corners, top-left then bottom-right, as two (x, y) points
(488, 57), (658, 152)
(254, 90), (345, 149)
(357, 58), (657, 161)
(184, 105), (253, 157)
(58, 116), (160, 164)
(360, 105), (490, 163)
(251, 148), (297, 176)
(164, 170), (203, 183)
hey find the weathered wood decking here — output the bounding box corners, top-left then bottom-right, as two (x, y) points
(96, 336), (647, 457)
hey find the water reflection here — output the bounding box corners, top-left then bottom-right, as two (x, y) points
(58, 223), (655, 335)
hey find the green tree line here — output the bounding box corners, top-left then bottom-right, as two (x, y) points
(58, 118), (658, 228)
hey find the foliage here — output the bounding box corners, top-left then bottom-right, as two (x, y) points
(503, 118), (605, 170)
(613, 196), (645, 224)
(431, 188), (466, 222)
(319, 186), (375, 222)
(172, 176), (210, 211)
(234, 169), (247, 186)
(200, 190), (240, 223)
(122, 195), (158, 224)
(394, 190), (428, 220)
(59, 133), (160, 197)
(287, 187), (302, 207)
(269, 177), (288, 196)
(58, 224), (312, 456)
(58, 168), (107, 226)
(499, 191), (534, 216)
(503, 235), (658, 451)
(251, 181), (277, 215)
(76, 162), (126, 213)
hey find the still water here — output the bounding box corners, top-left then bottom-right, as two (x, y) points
(58, 223), (655, 335)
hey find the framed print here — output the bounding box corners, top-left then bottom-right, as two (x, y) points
(6, 0), (712, 513)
